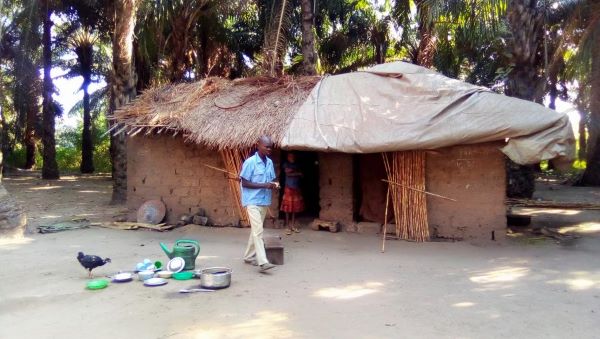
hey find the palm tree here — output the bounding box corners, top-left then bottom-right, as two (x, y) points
(135, 0), (249, 83)
(300, 0), (317, 75)
(392, 0), (508, 69)
(502, 0), (546, 197)
(110, 0), (138, 203)
(315, 0), (391, 74)
(70, 29), (97, 173)
(11, 0), (42, 169)
(0, 0), (27, 237)
(524, 0), (600, 185)
(259, 0), (292, 76)
(566, 1), (600, 185)
(138, 0), (209, 82)
(505, 0), (545, 102)
(40, 0), (59, 179)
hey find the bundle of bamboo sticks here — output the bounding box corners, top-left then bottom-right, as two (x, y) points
(220, 148), (251, 227)
(382, 151), (429, 242)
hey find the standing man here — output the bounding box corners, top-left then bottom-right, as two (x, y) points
(240, 136), (278, 272)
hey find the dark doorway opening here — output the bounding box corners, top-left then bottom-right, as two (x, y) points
(354, 154), (389, 223)
(278, 151), (320, 218)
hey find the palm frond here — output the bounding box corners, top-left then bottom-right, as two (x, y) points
(424, 0), (507, 43)
(260, 0), (293, 76)
(68, 85), (108, 117)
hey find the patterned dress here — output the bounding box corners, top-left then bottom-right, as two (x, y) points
(280, 162), (304, 213)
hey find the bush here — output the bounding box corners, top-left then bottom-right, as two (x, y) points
(5, 117), (112, 174)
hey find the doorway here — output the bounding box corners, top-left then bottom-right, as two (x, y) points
(278, 150), (320, 218)
(354, 153), (389, 223)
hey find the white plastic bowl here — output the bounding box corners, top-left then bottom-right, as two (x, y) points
(157, 271), (172, 279)
(138, 270), (155, 281)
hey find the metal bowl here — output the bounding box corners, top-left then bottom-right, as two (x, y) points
(200, 267), (231, 289)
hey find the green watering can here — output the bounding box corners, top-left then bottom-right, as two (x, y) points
(160, 239), (200, 270)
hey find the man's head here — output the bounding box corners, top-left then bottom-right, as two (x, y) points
(257, 135), (273, 158)
(287, 152), (295, 163)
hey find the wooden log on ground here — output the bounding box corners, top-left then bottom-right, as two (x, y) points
(506, 198), (600, 210)
(310, 219), (341, 233)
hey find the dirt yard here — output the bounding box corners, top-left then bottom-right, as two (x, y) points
(1, 174), (599, 338)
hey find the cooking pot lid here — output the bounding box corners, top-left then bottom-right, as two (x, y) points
(167, 257), (185, 273)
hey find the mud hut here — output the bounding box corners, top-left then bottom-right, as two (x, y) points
(114, 62), (574, 242)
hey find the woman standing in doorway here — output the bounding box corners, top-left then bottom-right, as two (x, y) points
(281, 153), (304, 235)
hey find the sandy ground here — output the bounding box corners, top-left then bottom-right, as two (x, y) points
(1, 175), (600, 339)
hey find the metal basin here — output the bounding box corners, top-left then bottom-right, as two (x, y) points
(200, 267), (231, 289)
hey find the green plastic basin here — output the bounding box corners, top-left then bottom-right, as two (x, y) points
(172, 271), (194, 280)
(86, 279), (109, 290)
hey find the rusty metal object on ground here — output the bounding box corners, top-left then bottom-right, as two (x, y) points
(136, 200), (166, 224)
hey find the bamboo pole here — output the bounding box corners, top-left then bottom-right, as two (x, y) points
(219, 149), (250, 227)
(203, 163), (238, 177)
(381, 185), (390, 253)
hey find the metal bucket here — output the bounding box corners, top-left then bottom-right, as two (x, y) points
(200, 267), (231, 289)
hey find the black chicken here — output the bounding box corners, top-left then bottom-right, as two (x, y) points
(77, 252), (111, 278)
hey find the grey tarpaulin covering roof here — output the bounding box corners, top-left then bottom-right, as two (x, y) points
(280, 62), (575, 165)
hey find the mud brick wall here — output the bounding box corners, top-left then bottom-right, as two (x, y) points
(128, 136), (240, 225)
(426, 142), (506, 242)
(318, 153), (354, 226)
(128, 135), (281, 226)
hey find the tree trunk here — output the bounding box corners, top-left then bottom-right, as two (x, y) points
(75, 31), (95, 174)
(300, 0), (317, 75)
(504, 0), (545, 198)
(580, 35), (600, 186)
(80, 79), (94, 173)
(110, 0), (138, 204)
(548, 76), (558, 110)
(416, 29), (436, 67)
(506, 0), (545, 102)
(41, 1), (59, 180)
(24, 107), (37, 169)
(169, 14), (189, 81)
(578, 114), (587, 160)
(415, 0), (436, 68)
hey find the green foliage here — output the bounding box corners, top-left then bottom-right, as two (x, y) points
(314, 0), (395, 74)
(4, 144), (41, 168)
(53, 112), (111, 173)
(572, 159), (586, 170)
(5, 115), (111, 173)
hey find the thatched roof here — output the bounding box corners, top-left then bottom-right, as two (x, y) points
(114, 61), (574, 165)
(113, 76), (320, 149)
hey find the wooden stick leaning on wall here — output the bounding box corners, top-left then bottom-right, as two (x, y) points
(381, 185), (390, 253)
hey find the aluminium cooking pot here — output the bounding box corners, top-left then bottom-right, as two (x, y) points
(200, 267), (231, 289)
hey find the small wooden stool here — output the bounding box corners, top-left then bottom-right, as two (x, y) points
(264, 235), (284, 265)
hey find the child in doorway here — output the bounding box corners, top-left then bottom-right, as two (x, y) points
(280, 153), (304, 235)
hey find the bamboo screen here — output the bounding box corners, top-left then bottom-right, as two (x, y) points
(382, 151), (429, 242)
(220, 148), (251, 227)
